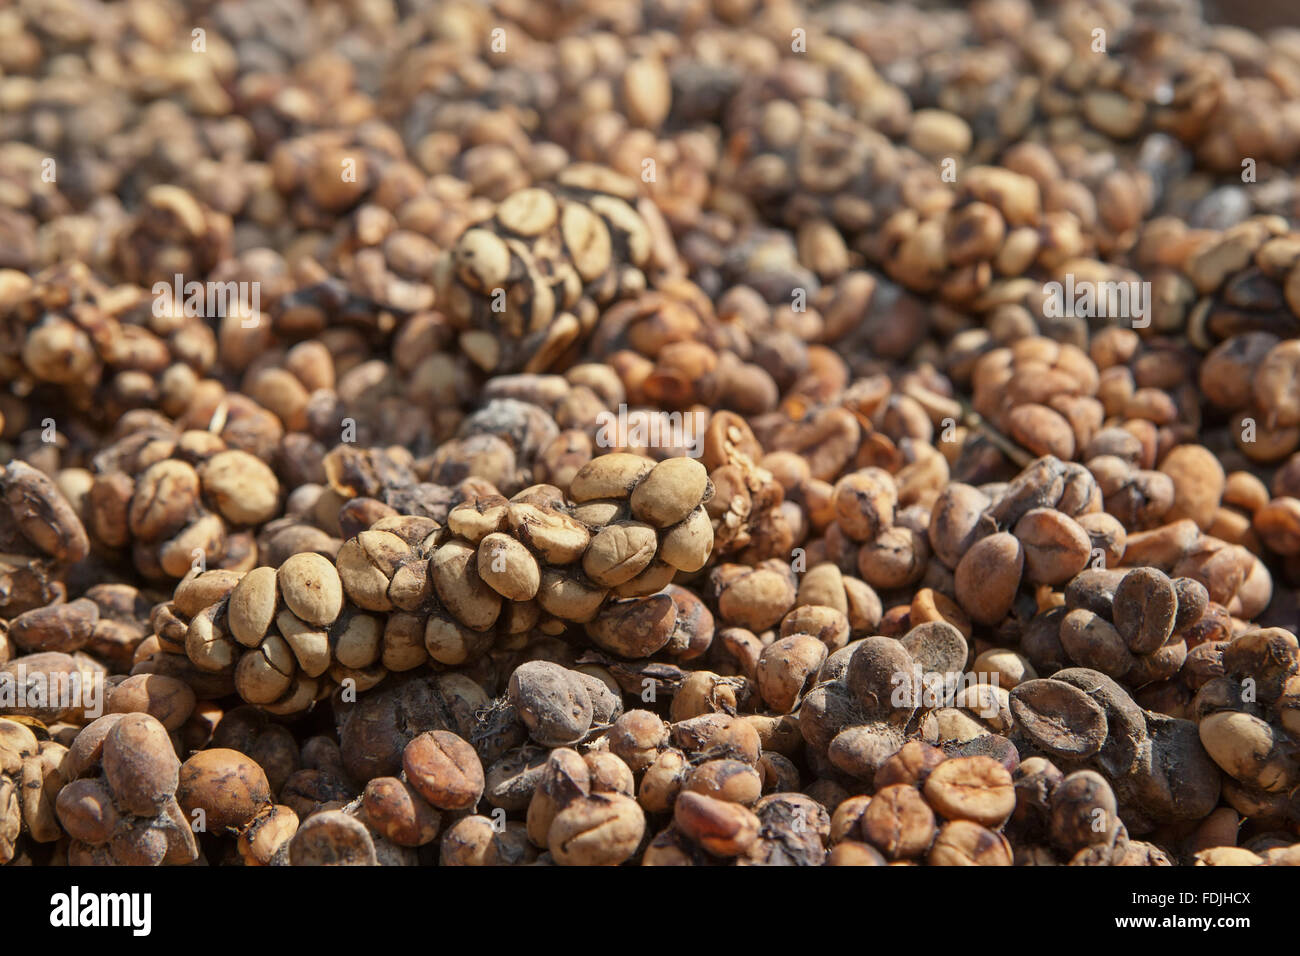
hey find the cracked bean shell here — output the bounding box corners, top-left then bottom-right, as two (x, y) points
(508, 503), (590, 564)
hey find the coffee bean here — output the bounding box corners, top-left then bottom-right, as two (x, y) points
(431, 540), (502, 631)
(582, 522), (658, 586)
(861, 784), (937, 859)
(846, 635), (920, 721)
(1048, 770), (1121, 855)
(757, 635), (828, 713)
(899, 621), (969, 682)
(923, 756), (1016, 827)
(549, 793), (645, 865)
(101, 713), (180, 818)
(1113, 567), (1178, 654)
(570, 454), (654, 502)
(928, 820), (1013, 866)
(1059, 609), (1135, 678)
(177, 749), (271, 831)
(673, 790), (759, 857)
(277, 553), (343, 626)
(608, 711), (668, 772)
(1009, 679), (1108, 758)
(1014, 509), (1091, 585)
(403, 730), (485, 811)
(477, 532), (541, 600)
(509, 661), (594, 747)
(955, 532), (1024, 625)
(289, 811), (377, 866)
(496, 188), (559, 237)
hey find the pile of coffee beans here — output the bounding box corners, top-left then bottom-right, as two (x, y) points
(3, 0), (1300, 867)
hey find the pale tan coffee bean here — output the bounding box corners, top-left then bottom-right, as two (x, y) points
(658, 506), (714, 572)
(235, 633), (295, 704)
(548, 793), (645, 865)
(560, 201), (613, 283)
(430, 540), (502, 631)
(477, 532), (541, 601)
(227, 566), (278, 648)
(496, 188), (559, 237)
(570, 454), (654, 502)
(277, 553), (343, 626)
(199, 450), (280, 526)
(508, 503), (590, 564)
(454, 228), (513, 292)
(335, 530), (411, 611)
(447, 495), (510, 543)
(535, 568), (607, 623)
(277, 609), (331, 677)
(630, 457), (709, 528)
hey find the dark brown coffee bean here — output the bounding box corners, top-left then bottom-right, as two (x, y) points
(1059, 609), (1135, 678)
(1113, 567), (1177, 654)
(1009, 679), (1108, 758)
(1048, 770), (1121, 855)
